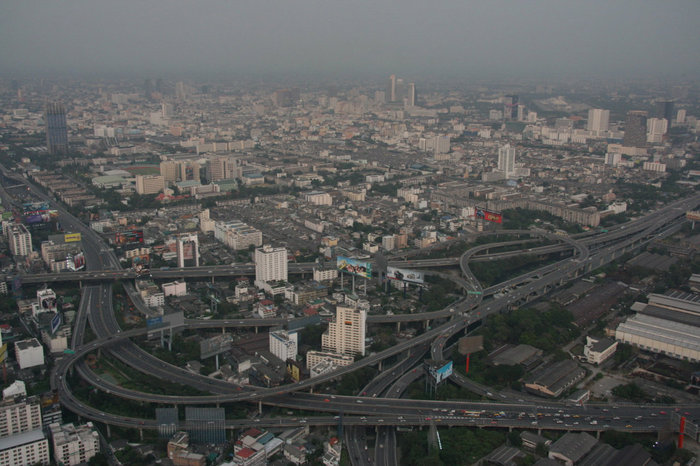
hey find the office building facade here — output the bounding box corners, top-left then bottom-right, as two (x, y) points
(623, 110), (648, 148)
(255, 245), (288, 286)
(321, 305), (366, 357)
(49, 423), (100, 466)
(0, 430), (49, 466)
(135, 175), (165, 195)
(8, 225), (32, 258)
(45, 102), (68, 155)
(498, 144), (516, 178)
(587, 109), (610, 135)
(0, 397), (42, 438)
(269, 329), (298, 362)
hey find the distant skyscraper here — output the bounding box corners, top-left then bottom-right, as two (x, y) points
(405, 83), (416, 107)
(655, 100), (674, 124)
(587, 109), (610, 135)
(676, 109), (686, 124)
(386, 74), (405, 103)
(395, 78), (404, 103)
(498, 144), (516, 178)
(44, 102), (68, 155)
(386, 75), (396, 103)
(175, 81), (186, 100)
(623, 110), (648, 148)
(503, 95), (519, 120)
(646, 118), (668, 144)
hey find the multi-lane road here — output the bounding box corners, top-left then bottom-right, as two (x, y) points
(3, 164), (699, 447)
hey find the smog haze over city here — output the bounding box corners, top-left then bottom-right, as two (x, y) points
(1, 1), (700, 466)
(2, 0), (700, 79)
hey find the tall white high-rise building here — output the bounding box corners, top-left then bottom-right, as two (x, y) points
(255, 245), (288, 287)
(498, 144), (516, 178)
(405, 83), (416, 107)
(321, 305), (366, 357)
(587, 109), (610, 135)
(647, 118), (668, 143)
(269, 329), (298, 362)
(676, 109), (686, 124)
(8, 224), (32, 257)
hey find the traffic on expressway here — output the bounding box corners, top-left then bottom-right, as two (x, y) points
(5, 165), (700, 445)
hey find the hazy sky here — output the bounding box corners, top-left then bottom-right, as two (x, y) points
(2, 0), (699, 80)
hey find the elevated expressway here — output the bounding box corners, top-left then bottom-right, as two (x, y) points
(50, 193), (700, 436)
(4, 165), (698, 438)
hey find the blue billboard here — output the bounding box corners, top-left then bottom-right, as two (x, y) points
(51, 313), (62, 334)
(428, 360), (453, 383)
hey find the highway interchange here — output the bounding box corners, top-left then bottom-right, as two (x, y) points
(2, 165), (699, 464)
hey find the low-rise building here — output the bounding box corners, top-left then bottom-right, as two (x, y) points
(583, 336), (617, 365)
(163, 281), (187, 297)
(548, 432), (597, 466)
(14, 339), (44, 370)
(524, 359), (586, 398)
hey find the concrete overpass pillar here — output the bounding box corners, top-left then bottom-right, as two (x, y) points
(255, 326), (258, 334)
(396, 322), (401, 334)
(596, 430), (600, 439)
(424, 320), (430, 330)
(139, 429), (144, 441)
(378, 360), (383, 371)
(105, 424), (111, 438)
(258, 401), (262, 415)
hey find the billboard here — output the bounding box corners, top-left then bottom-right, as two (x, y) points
(337, 256), (372, 279)
(24, 209), (58, 225)
(200, 334), (233, 359)
(64, 233), (81, 243)
(386, 266), (424, 284)
(458, 336), (484, 355)
(427, 360), (453, 383)
(115, 229), (144, 245)
(0, 344), (7, 363)
(474, 206), (503, 224)
(23, 202), (49, 214)
(66, 252), (85, 271)
(146, 316), (163, 328)
(51, 313), (62, 334)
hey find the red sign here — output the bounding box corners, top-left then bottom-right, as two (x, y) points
(475, 207), (502, 224)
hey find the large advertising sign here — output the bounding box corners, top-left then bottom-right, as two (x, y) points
(337, 256), (372, 279)
(474, 206), (503, 224)
(386, 266), (424, 284)
(66, 252), (85, 271)
(115, 229), (144, 245)
(427, 360), (453, 383)
(64, 233), (81, 243)
(50, 313), (62, 334)
(22, 202), (49, 215)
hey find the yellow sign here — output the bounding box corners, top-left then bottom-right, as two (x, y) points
(286, 362), (301, 382)
(64, 233), (82, 243)
(0, 344), (7, 364)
